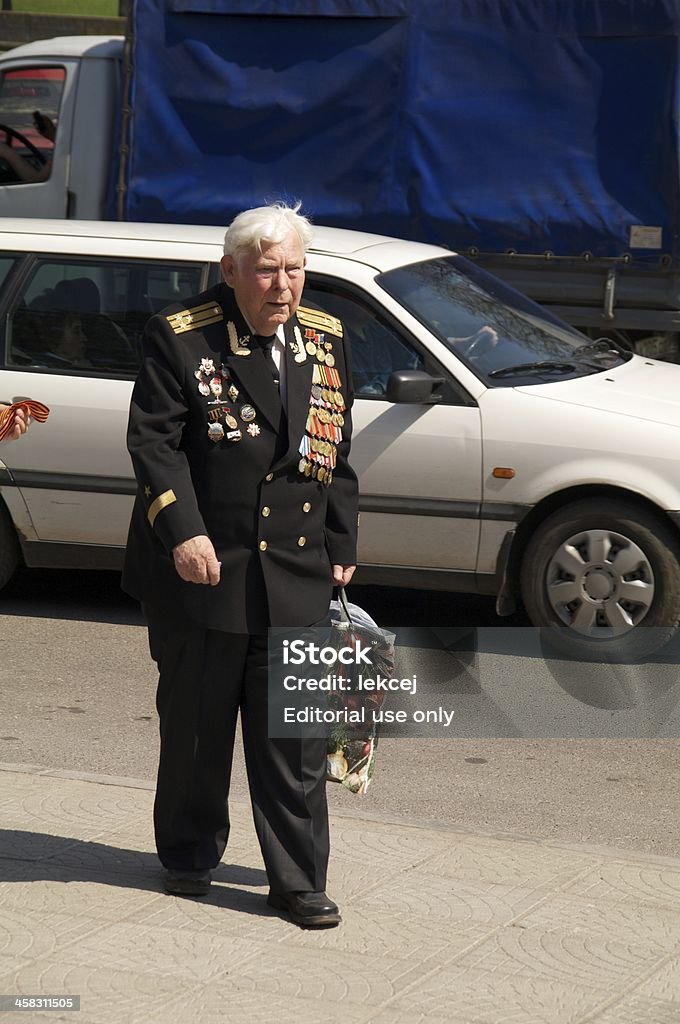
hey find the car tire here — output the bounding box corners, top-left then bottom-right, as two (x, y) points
(520, 499), (680, 661)
(0, 498), (20, 591)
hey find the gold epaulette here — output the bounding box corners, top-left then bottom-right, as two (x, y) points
(166, 300), (223, 335)
(296, 304), (343, 338)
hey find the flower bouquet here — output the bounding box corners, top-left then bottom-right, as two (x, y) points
(326, 589), (396, 795)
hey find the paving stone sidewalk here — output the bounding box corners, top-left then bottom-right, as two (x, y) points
(0, 763), (679, 1024)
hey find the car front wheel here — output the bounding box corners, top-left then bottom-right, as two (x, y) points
(520, 498), (680, 660)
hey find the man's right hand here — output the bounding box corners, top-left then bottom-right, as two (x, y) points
(172, 535), (221, 585)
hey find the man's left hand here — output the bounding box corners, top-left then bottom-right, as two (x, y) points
(332, 564), (356, 587)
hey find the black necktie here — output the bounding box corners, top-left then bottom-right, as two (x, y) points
(255, 334), (279, 387)
(255, 333), (287, 457)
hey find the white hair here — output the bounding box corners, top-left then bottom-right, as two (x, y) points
(223, 202), (313, 258)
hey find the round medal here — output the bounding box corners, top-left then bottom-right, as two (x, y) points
(316, 347), (326, 363)
(325, 353), (336, 367)
(305, 341), (317, 356)
(240, 404), (256, 423)
(298, 457), (307, 474)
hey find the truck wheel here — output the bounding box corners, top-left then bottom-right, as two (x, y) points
(520, 499), (680, 661)
(0, 499), (20, 591)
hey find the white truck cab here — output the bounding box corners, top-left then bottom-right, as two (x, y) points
(0, 36), (123, 220)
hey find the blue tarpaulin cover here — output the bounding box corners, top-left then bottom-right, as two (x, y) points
(127, 0), (680, 261)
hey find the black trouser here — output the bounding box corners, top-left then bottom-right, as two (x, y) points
(145, 603), (330, 894)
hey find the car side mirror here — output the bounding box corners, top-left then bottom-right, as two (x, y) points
(386, 369), (445, 404)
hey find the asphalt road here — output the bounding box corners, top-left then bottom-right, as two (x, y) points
(0, 566), (678, 858)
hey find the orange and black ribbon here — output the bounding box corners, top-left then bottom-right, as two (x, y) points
(0, 400), (50, 441)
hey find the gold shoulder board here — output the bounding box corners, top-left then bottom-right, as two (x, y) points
(297, 304), (343, 338)
(166, 300), (223, 335)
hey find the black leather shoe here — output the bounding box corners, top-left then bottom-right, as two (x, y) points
(267, 890), (341, 928)
(163, 868), (211, 897)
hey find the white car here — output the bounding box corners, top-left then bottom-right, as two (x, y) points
(1, 219), (679, 659)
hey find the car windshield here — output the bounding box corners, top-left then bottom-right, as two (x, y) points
(377, 256), (628, 385)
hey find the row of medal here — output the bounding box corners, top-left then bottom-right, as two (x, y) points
(207, 403), (260, 443)
(194, 357), (261, 443)
(303, 328), (336, 366)
(298, 362), (346, 485)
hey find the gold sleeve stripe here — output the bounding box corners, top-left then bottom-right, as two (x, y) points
(148, 489), (177, 527)
(297, 305), (343, 338)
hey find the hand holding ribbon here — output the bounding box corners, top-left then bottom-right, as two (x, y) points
(0, 400), (50, 442)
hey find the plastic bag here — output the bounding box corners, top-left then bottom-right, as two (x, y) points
(326, 588), (396, 795)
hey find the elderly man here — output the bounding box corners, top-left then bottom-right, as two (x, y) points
(123, 203), (358, 928)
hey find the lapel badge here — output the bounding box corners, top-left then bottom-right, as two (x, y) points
(200, 357), (215, 374)
(198, 381), (211, 396)
(208, 422), (225, 443)
(226, 429), (242, 442)
(247, 423), (261, 437)
(210, 377), (223, 398)
(227, 321), (251, 356)
(225, 412), (238, 430)
(228, 384), (239, 401)
(292, 325), (307, 363)
(240, 404), (257, 423)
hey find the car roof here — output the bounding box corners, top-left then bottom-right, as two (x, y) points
(0, 219), (453, 272)
(0, 36), (124, 61)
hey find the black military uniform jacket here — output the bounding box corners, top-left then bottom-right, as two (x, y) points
(123, 282), (358, 633)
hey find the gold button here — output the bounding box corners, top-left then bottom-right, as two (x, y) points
(302, 502), (312, 513)
(297, 536), (306, 547)
(259, 540), (268, 552)
(265, 473), (274, 482)
(261, 506), (271, 518)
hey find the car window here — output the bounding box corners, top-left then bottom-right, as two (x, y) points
(4, 258), (205, 376)
(0, 66), (65, 185)
(0, 255), (18, 292)
(378, 256), (627, 385)
(303, 281), (425, 397)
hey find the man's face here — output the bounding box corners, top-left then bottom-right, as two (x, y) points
(220, 230), (306, 336)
